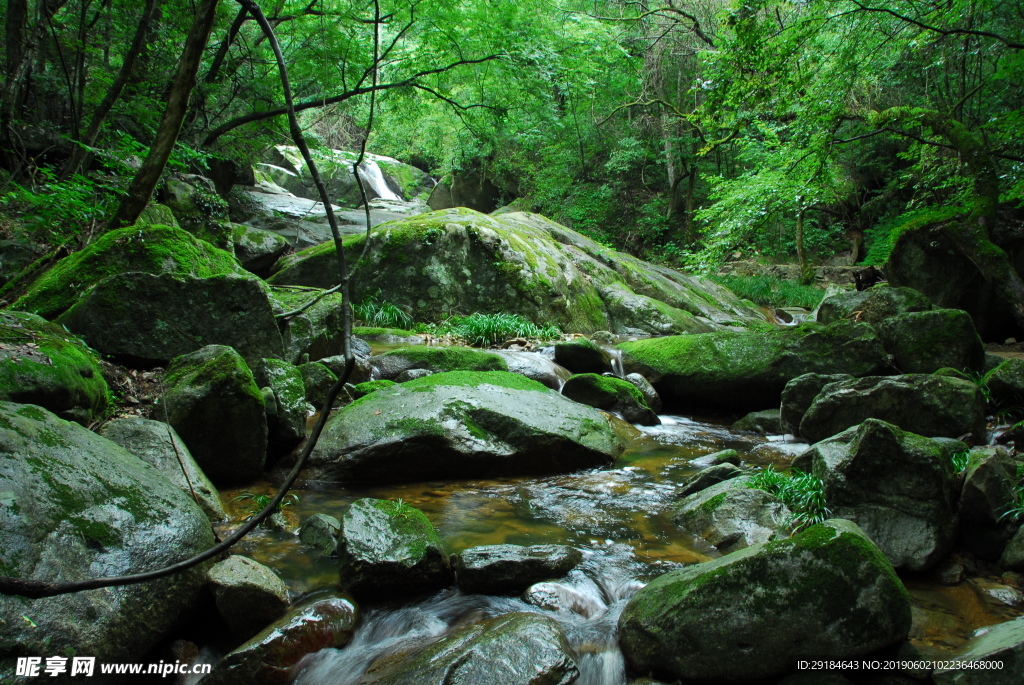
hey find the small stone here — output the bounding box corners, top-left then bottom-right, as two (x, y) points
(300, 513), (341, 555)
(207, 555), (290, 641)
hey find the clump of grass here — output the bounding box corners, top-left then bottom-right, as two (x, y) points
(1000, 464), (1024, 525)
(748, 466), (830, 532)
(436, 312), (561, 348)
(710, 274), (824, 309)
(232, 492), (299, 524)
(949, 450), (971, 475)
(354, 289), (413, 329)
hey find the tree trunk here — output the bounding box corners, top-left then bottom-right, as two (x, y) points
(107, 0), (220, 229)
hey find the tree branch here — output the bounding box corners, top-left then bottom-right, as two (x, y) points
(848, 1), (1024, 50)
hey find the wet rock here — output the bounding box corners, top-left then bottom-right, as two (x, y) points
(959, 447), (1018, 560)
(207, 555), (290, 641)
(619, 321), (888, 412)
(0, 402), (213, 670)
(99, 417), (225, 520)
(816, 286), (933, 326)
(561, 373), (659, 425)
(781, 373), (854, 434)
(618, 519), (911, 681)
(57, 272), (284, 367)
(202, 594), (358, 685)
(357, 612), (578, 685)
(272, 290), (349, 364)
(800, 374), (987, 443)
(985, 358), (1024, 408)
(231, 223), (289, 276)
(522, 582), (604, 618)
(370, 346), (507, 380)
(0, 311), (109, 424)
(163, 345), (267, 486)
(673, 477), (791, 553)
(805, 419), (961, 571)
(494, 350), (569, 390)
(298, 361), (338, 408)
(319, 353), (374, 385)
(1001, 526), (1024, 572)
(553, 338), (612, 374)
(454, 544), (582, 594)
(875, 309), (985, 374)
(300, 513), (340, 556)
(307, 371), (625, 482)
(732, 408), (784, 434)
(691, 448), (742, 467)
(254, 358), (307, 447)
(337, 498), (452, 597)
(933, 616), (1024, 684)
(624, 372), (662, 413)
(677, 463), (743, 498)
(394, 368), (433, 383)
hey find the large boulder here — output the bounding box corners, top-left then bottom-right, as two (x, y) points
(933, 617), (1024, 685)
(958, 447), (1019, 560)
(0, 311), (108, 424)
(617, 519), (911, 682)
(268, 208), (767, 335)
(202, 594), (358, 685)
(207, 555), (290, 641)
(0, 402), (214, 672)
(985, 358), (1024, 408)
(306, 371), (626, 482)
(553, 338), (612, 374)
(494, 350), (569, 390)
(781, 373), (854, 434)
(14, 223), (243, 319)
(253, 358), (307, 447)
(357, 612), (579, 685)
(672, 477), (791, 554)
(370, 345), (507, 380)
(230, 223), (290, 276)
(804, 419), (960, 571)
(99, 417), (225, 520)
(163, 345), (267, 486)
(271, 289), (348, 364)
(875, 309), (985, 374)
(618, 321), (889, 412)
(561, 373), (659, 425)
(800, 374), (987, 443)
(815, 286), (932, 325)
(337, 498), (452, 597)
(298, 361), (338, 408)
(454, 544), (582, 594)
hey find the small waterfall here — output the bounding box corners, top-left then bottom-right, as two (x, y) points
(357, 159), (402, 202)
(607, 349), (625, 378)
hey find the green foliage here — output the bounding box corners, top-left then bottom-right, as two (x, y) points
(231, 492), (299, 524)
(748, 467), (830, 532)
(710, 275), (825, 309)
(999, 464), (1024, 525)
(949, 450), (970, 475)
(0, 173), (116, 247)
(863, 207), (964, 266)
(354, 290), (413, 330)
(435, 312), (561, 347)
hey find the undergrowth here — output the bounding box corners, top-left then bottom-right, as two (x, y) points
(748, 467), (830, 532)
(710, 274), (824, 309)
(354, 290), (413, 329)
(434, 312), (561, 347)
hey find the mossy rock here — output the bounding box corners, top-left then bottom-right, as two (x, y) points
(349, 379), (395, 399)
(781, 373), (855, 435)
(337, 498), (452, 597)
(732, 408), (784, 434)
(618, 321), (889, 412)
(298, 361), (338, 409)
(0, 311), (109, 424)
(207, 555), (290, 641)
(984, 358), (1024, 408)
(553, 338), (611, 374)
(352, 326), (424, 344)
(271, 289), (348, 364)
(454, 544), (582, 595)
(231, 223), (290, 276)
(307, 370), (625, 482)
(816, 286), (932, 325)
(135, 202), (180, 228)
(254, 358), (307, 447)
(617, 519), (911, 681)
(0, 402), (214, 669)
(372, 345), (508, 379)
(14, 223), (244, 319)
(875, 309), (985, 374)
(560, 373), (659, 425)
(163, 345), (267, 486)
(672, 476), (791, 554)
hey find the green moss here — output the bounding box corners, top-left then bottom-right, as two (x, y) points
(567, 373), (648, 407)
(934, 367), (971, 380)
(403, 370), (548, 393)
(353, 327), (418, 338)
(380, 346), (508, 373)
(366, 498), (441, 558)
(15, 224), (243, 318)
(698, 492), (728, 514)
(165, 346), (262, 405)
(352, 380), (396, 398)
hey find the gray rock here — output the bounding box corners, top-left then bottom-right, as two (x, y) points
(875, 309), (985, 374)
(733, 408), (784, 434)
(691, 448), (742, 467)
(394, 368), (433, 383)
(624, 373), (662, 413)
(272, 290), (349, 365)
(0, 402), (213, 671)
(231, 223), (289, 276)
(1001, 526), (1024, 572)
(816, 286), (932, 325)
(617, 519), (911, 681)
(677, 463), (743, 497)
(307, 371), (625, 482)
(454, 544), (582, 594)
(337, 498), (452, 597)
(805, 419), (961, 571)
(99, 417), (225, 520)
(800, 374), (986, 443)
(207, 555), (290, 640)
(561, 373), (659, 425)
(985, 358), (1024, 408)
(300, 513), (341, 556)
(254, 358), (307, 447)
(495, 350), (570, 390)
(933, 617), (1024, 684)
(672, 476), (791, 553)
(298, 361), (338, 409)
(163, 345), (267, 486)
(959, 447), (1018, 560)
(554, 338), (612, 374)
(369, 346), (507, 380)
(57, 272), (284, 367)
(781, 373), (854, 433)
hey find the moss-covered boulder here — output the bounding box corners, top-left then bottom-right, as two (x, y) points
(617, 519), (911, 681)
(371, 345), (507, 380)
(14, 223), (243, 319)
(306, 371), (625, 482)
(875, 309), (985, 374)
(933, 616), (1024, 685)
(672, 476), (791, 554)
(135, 202), (180, 228)
(352, 326), (424, 345)
(56, 272), (283, 367)
(163, 345), (267, 486)
(0, 311), (108, 424)
(207, 555), (290, 641)
(337, 498), (452, 597)
(781, 373), (854, 435)
(231, 223), (289, 276)
(678, 462), (743, 498)
(347, 379), (395, 400)
(804, 419), (961, 571)
(98, 417), (225, 521)
(268, 208), (767, 335)
(254, 358), (307, 447)
(958, 447), (1019, 560)
(0, 402), (214, 672)
(984, 358), (1024, 408)
(618, 321), (889, 412)
(561, 372), (659, 425)
(553, 338), (612, 374)
(495, 350), (570, 390)
(800, 374), (987, 443)
(624, 372), (662, 413)
(732, 408), (784, 434)
(298, 361), (338, 408)
(357, 612), (579, 685)
(816, 286), (932, 325)
(202, 593), (358, 685)
(271, 289), (348, 364)
(300, 513), (341, 556)
(454, 544), (582, 594)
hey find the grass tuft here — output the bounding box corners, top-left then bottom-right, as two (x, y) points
(748, 466), (830, 532)
(710, 274), (825, 309)
(435, 312), (561, 348)
(354, 290), (413, 329)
